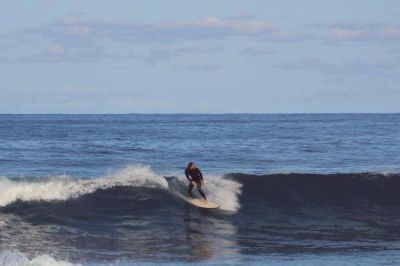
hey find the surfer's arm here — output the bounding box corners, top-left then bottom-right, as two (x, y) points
(185, 169), (192, 182)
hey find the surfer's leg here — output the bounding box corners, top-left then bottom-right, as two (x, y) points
(197, 183), (207, 200)
(188, 182), (194, 197)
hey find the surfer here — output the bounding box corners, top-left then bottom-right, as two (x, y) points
(185, 162), (207, 201)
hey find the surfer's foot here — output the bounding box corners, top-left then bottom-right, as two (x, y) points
(187, 194), (193, 199)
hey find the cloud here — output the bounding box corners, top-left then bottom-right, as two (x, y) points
(145, 44), (224, 65)
(16, 43), (136, 63)
(309, 22), (400, 41)
(47, 44), (66, 55)
(200, 17), (272, 34)
(2, 15), (301, 63)
(225, 13), (258, 20)
(309, 22), (383, 30)
(7, 15), (294, 63)
(173, 63), (223, 71)
(263, 32), (310, 42)
(272, 58), (400, 79)
(238, 46), (275, 56)
(332, 27), (400, 41)
(26, 15), (289, 43)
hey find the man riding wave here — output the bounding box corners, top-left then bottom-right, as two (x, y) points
(185, 161), (207, 201)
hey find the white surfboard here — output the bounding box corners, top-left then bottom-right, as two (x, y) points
(185, 198), (220, 209)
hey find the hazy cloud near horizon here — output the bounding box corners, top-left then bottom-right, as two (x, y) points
(0, 0), (399, 113)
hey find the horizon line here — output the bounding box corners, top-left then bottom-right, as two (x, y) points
(0, 112), (398, 115)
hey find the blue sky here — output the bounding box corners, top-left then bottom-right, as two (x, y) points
(0, 0), (399, 113)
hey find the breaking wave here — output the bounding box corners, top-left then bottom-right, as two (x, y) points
(0, 165), (242, 213)
(0, 165), (167, 207)
(0, 250), (79, 266)
(1, 168), (400, 222)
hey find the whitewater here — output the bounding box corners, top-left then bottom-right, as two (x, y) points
(0, 165), (242, 212)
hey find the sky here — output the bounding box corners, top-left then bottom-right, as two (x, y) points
(0, 0), (399, 113)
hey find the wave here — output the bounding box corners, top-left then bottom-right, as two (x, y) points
(0, 165), (167, 207)
(1, 168), (400, 224)
(0, 250), (79, 266)
(229, 172), (400, 205)
(0, 166), (242, 215)
(1, 171), (400, 263)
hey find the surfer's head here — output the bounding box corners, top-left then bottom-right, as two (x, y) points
(187, 161), (196, 169)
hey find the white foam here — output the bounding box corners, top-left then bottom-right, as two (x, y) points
(172, 174), (242, 212)
(203, 175), (242, 212)
(0, 165), (168, 207)
(0, 250), (80, 266)
(0, 221), (6, 228)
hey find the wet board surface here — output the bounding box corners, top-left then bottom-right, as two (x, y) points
(185, 198), (221, 209)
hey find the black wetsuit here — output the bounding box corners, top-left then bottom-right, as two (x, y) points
(185, 167), (206, 200)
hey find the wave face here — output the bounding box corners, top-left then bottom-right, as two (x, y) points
(1, 168), (400, 263)
(1, 169), (400, 220)
(230, 172), (400, 205)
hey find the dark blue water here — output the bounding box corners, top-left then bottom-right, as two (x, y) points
(0, 114), (399, 265)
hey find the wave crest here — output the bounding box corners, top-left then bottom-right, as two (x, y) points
(0, 250), (79, 266)
(0, 165), (167, 207)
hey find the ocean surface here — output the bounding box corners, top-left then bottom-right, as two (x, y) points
(0, 113), (399, 265)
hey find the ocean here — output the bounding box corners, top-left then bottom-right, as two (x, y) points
(0, 113), (399, 265)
